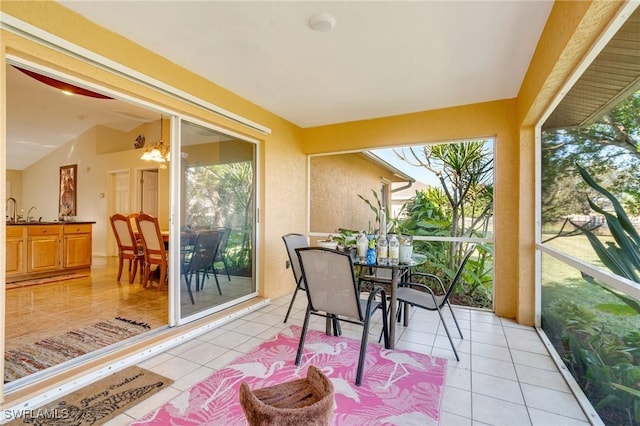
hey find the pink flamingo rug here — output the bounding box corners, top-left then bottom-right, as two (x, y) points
(132, 325), (447, 425)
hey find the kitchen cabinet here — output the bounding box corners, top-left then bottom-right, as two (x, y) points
(6, 222), (94, 282)
(27, 225), (62, 273)
(6, 226), (26, 277)
(63, 224), (92, 268)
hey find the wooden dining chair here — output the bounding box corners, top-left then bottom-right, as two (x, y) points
(135, 213), (168, 290)
(127, 212), (140, 229)
(109, 213), (144, 283)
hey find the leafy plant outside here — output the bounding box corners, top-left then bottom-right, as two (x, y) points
(391, 141), (495, 309)
(541, 165), (640, 425)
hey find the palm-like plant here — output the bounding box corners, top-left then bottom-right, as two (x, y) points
(577, 164), (640, 282)
(576, 164), (640, 313)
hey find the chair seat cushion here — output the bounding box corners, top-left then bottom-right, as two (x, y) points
(358, 297), (383, 317)
(397, 286), (443, 310)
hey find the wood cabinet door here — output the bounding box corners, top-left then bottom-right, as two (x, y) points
(63, 233), (92, 268)
(6, 237), (25, 276)
(28, 236), (61, 272)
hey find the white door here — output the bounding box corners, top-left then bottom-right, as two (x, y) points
(113, 172), (131, 213)
(140, 169), (159, 216)
(108, 171), (131, 255)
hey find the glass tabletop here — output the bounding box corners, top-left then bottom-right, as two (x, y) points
(354, 253), (427, 268)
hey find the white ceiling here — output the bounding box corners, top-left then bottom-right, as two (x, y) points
(57, 1), (553, 127)
(7, 1), (554, 170)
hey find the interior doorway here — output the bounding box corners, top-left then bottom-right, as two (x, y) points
(137, 169), (159, 216)
(107, 170), (131, 256)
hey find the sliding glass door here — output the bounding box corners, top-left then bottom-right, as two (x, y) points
(178, 120), (257, 320)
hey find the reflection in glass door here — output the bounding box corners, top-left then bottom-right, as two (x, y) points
(178, 120), (256, 319)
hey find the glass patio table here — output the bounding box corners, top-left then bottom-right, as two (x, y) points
(354, 253), (427, 349)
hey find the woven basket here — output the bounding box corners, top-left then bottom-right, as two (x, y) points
(239, 365), (334, 426)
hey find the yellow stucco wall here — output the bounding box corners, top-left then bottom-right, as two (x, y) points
(301, 100), (520, 319)
(310, 153), (401, 235)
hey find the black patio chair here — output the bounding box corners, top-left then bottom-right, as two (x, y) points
(182, 229), (223, 299)
(213, 226), (232, 281)
(282, 233), (309, 323)
(396, 245), (476, 361)
(295, 247), (389, 386)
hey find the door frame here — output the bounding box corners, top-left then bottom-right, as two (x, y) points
(106, 168), (131, 257)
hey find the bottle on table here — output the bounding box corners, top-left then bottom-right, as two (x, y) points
(377, 233), (388, 265)
(366, 235), (377, 265)
(356, 231), (368, 263)
(388, 233), (399, 265)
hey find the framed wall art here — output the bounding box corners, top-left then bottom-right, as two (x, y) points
(59, 164), (77, 217)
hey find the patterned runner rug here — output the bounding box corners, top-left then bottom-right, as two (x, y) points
(132, 325), (447, 425)
(4, 317), (151, 382)
(6, 273), (89, 290)
(6, 366), (172, 425)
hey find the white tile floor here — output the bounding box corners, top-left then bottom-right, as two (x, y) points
(107, 294), (591, 426)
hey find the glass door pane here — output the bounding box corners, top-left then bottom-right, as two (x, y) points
(178, 120), (256, 319)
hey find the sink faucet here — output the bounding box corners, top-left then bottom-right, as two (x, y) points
(27, 206), (37, 222)
(6, 198), (17, 223)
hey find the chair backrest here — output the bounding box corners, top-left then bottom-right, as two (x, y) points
(214, 227), (231, 257)
(296, 247), (363, 321)
(282, 233), (308, 286)
(135, 213), (166, 258)
(443, 245), (477, 302)
(185, 230), (221, 273)
(110, 213), (137, 252)
(127, 212), (141, 234)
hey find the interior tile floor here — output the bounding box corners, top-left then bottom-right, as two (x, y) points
(5, 257), (169, 352)
(104, 293), (592, 426)
(5, 256), (250, 352)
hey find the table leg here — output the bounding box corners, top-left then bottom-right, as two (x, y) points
(389, 266), (398, 349)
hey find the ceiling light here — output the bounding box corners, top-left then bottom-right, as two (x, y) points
(141, 115), (170, 165)
(308, 13), (335, 32)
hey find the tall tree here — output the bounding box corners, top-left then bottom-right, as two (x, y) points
(394, 140), (493, 267)
(542, 91), (640, 223)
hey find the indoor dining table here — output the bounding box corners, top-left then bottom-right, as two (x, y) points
(354, 254), (426, 349)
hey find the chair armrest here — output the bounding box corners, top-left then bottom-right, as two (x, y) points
(367, 286), (387, 315)
(405, 272), (446, 294)
(369, 285), (385, 302)
(397, 282), (439, 306)
(398, 281), (436, 296)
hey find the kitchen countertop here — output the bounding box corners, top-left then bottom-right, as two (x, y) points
(6, 221), (96, 226)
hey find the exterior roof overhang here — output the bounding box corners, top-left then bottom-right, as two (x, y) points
(361, 152), (416, 183)
(543, 6), (640, 130)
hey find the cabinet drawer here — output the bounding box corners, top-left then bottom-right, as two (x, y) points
(6, 226), (25, 238)
(63, 224), (92, 234)
(27, 225), (62, 236)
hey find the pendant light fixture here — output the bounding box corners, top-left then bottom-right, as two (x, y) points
(141, 115), (169, 165)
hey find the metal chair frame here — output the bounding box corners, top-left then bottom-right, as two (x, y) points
(295, 247), (389, 386)
(396, 245), (476, 361)
(281, 233), (309, 323)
